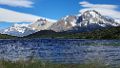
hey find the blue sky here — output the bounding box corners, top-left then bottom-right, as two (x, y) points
(0, 0), (120, 29)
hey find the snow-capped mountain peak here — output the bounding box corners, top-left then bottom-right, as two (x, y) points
(4, 23), (29, 33)
(82, 10), (101, 18)
(1, 23), (35, 37)
(76, 10), (120, 27)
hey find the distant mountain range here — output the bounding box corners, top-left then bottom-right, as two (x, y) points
(0, 10), (120, 37)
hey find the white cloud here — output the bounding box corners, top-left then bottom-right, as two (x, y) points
(0, 8), (57, 23)
(79, 1), (117, 9)
(79, 1), (120, 19)
(0, 0), (33, 8)
(0, 8), (40, 23)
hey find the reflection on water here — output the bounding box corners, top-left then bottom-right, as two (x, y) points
(0, 39), (120, 66)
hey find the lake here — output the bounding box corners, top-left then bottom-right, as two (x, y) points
(0, 39), (120, 66)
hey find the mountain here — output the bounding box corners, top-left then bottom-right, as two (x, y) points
(50, 10), (120, 32)
(1, 10), (120, 37)
(1, 24), (36, 37)
(1, 18), (56, 37)
(49, 15), (77, 32)
(77, 10), (119, 27)
(29, 18), (54, 31)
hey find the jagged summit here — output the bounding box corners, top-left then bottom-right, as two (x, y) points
(49, 15), (77, 32)
(76, 10), (120, 27)
(29, 18), (54, 31)
(82, 10), (101, 16)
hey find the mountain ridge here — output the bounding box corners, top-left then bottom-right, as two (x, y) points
(50, 10), (120, 33)
(1, 10), (120, 37)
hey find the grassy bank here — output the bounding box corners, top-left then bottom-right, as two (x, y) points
(0, 34), (17, 39)
(0, 60), (118, 68)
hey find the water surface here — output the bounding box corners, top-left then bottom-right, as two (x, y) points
(0, 39), (120, 66)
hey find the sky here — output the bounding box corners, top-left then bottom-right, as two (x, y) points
(0, 0), (120, 29)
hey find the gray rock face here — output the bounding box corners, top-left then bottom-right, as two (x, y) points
(29, 18), (54, 31)
(49, 15), (77, 32)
